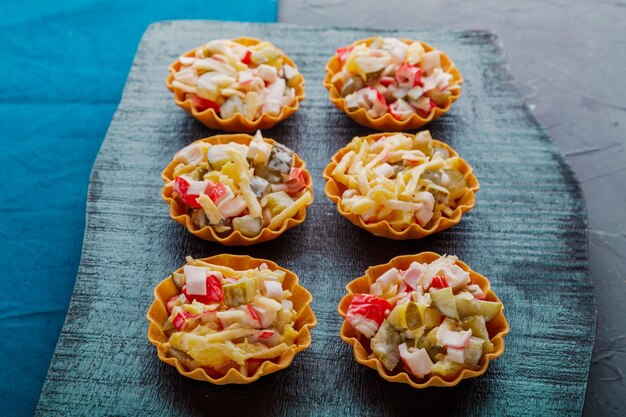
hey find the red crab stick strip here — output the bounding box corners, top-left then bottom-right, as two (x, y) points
(209, 183), (233, 204)
(395, 64), (422, 88)
(174, 176), (215, 208)
(346, 294), (392, 338)
(182, 265), (224, 304)
(286, 167), (307, 194)
(173, 310), (191, 331)
(336, 46), (354, 62)
(399, 343), (434, 378)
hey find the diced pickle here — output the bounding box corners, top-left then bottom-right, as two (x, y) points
(464, 337), (484, 369)
(432, 146), (450, 159)
(172, 271), (185, 290)
(413, 131), (433, 155)
(163, 319), (174, 334)
(287, 75), (300, 89)
(232, 215), (262, 237)
(430, 359), (464, 378)
(425, 88), (451, 107)
(274, 308), (295, 330)
(443, 169), (467, 200)
(167, 347), (193, 368)
(280, 324), (298, 345)
(455, 295), (502, 321)
(461, 315), (490, 340)
(366, 68), (385, 83)
(265, 191), (294, 216)
(250, 176), (271, 199)
(341, 77), (364, 97)
(415, 327), (443, 360)
(426, 183), (449, 204)
(370, 320), (402, 371)
(222, 277), (258, 307)
(422, 307), (443, 329)
(267, 143), (294, 174)
(431, 287), (459, 320)
(187, 167), (203, 181)
(421, 170), (441, 184)
(254, 163), (283, 184)
(388, 301), (422, 331)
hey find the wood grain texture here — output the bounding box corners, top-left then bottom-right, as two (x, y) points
(35, 21), (595, 416)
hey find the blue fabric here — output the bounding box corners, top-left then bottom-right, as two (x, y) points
(0, 2), (276, 416)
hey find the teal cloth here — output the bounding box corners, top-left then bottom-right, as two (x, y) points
(0, 2), (277, 416)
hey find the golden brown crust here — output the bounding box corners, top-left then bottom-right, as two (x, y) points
(162, 134), (314, 246)
(146, 254), (317, 384)
(323, 37), (462, 131)
(167, 37), (305, 132)
(323, 133), (478, 239)
(337, 252), (509, 388)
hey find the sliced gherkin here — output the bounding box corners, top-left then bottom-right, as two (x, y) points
(267, 143), (294, 174)
(413, 131), (433, 155)
(431, 287), (459, 320)
(461, 315), (489, 340)
(421, 169), (441, 184)
(426, 183), (450, 204)
(443, 169), (467, 200)
(232, 215), (262, 237)
(366, 68), (385, 83)
(172, 271), (185, 290)
(254, 163), (283, 184)
(265, 191), (294, 216)
(464, 337), (484, 369)
(417, 302), (442, 329)
(416, 327), (443, 360)
(432, 146), (450, 159)
(250, 176), (271, 199)
(388, 301), (422, 331)
(187, 167), (203, 181)
(370, 320), (402, 371)
(425, 88), (451, 107)
(430, 359), (464, 378)
(274, 307), (295, 330)
(341, 76), (364, 97)
(455, 295), (502, 321)
(168, 347), (194, 368)
(222, 277), (258, 306)
(163, 319), (174, 334)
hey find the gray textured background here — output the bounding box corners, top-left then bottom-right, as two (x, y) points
(37, 21), (595, 416)
(280, 2), (626, 414)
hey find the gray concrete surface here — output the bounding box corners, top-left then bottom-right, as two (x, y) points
(280, 1), (626, 415)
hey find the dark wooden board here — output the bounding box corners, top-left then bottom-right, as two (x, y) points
(36, 21), (596, 416)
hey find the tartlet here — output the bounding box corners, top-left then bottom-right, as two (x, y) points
(338, 252), (509, 388)
(162, 132), (313, 246)
(323, 36), (462, 130)
(147, 254), (316, 384)
(167, 38), (305, 132)
(323, 131), (479, 239)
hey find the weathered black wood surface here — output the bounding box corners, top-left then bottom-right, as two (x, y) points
(36, 21), (595, 416)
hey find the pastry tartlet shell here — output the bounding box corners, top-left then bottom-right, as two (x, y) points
(167, 37), (305, 132)
(337, 252), (509, 388)
(147, 254), (317, 384)
(323, 132), (479, 240)
(323, 37), (462, 131)
(162, 134), (314, 246)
